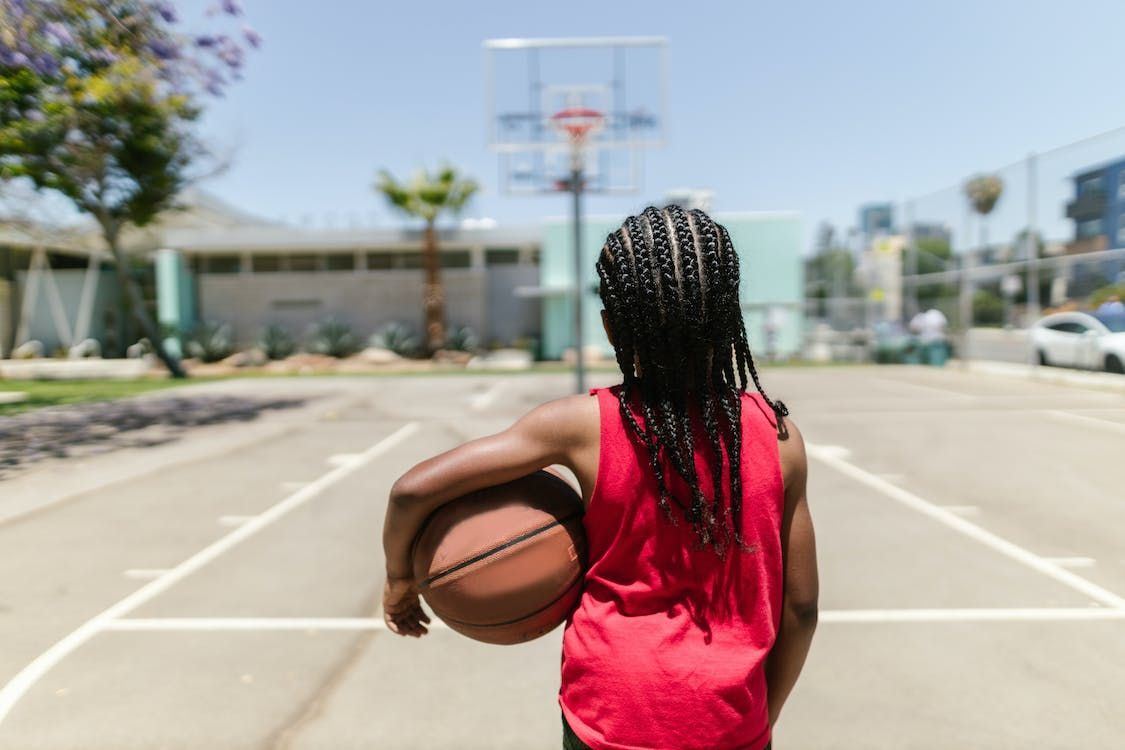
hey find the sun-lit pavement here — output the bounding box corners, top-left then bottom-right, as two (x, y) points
(0, 367), (1123, 749)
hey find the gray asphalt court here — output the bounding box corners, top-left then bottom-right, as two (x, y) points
(0, 366), (1123, 749)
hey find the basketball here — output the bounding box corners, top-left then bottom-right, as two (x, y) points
(411, 470), (587, 645)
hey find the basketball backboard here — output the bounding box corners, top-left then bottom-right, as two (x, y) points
(483, 36), (667, 194)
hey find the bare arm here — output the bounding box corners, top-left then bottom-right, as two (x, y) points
(766, 415), (819, 726)
(381, 394), (598, 635)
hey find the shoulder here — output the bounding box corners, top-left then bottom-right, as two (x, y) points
(775, 414), (807, 495)
(514, 392), (600, 447)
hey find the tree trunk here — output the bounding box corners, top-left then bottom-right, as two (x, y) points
(106, 231), (187, 379)
(421, 221), (445, 355)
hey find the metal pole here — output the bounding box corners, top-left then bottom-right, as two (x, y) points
(1026, 152), (1040, 344)
(904, 199), (917, 320)
(571, 165), (585, 394)
(959, 213), (974, 367)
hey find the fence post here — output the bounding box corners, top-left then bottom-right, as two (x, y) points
(904, 198), (917, 320)
(1026, 152), (1040, 367)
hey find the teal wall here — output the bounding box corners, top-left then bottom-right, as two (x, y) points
(155, 248), (197, 358)
(541, 212), (803, 360)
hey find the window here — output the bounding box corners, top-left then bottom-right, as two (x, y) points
(252, 255), (282, 273)
(1077, 219), (1102, 239)
(1048, 322), (1087, 334)
(441, 250), (472, 269)
(1118, 171), (1125, 200)
(366, 253), (393, 270)
(1118, 215), (1125, 246)
(1078, 175), (1103, 196)
(485, 248), (520, 266)
(287, 255), (319, 272)
(202, 255), (241, 274)
(324, 253), (355, 271)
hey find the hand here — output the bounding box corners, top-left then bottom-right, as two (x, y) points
(382, 577), (431, 637)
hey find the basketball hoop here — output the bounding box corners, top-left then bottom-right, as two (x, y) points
(549, 107), (605, 174)
(549, 107), (606, 145)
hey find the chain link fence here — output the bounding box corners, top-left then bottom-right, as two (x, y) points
(806, 126), (1125, 366)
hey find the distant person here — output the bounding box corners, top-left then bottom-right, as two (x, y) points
(909, 308), (948, 366)
(382, 206), (818, 750)
(1096, 294), (1125, 316)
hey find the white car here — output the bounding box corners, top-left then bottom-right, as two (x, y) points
(1031, 311), (1125, 374)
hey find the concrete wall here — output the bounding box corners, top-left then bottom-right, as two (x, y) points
(198, 268), (539, 348)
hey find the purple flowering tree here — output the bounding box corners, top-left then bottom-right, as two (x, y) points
(0, 1), (259, 376)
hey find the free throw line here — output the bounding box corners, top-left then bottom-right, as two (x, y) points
(0, 422), (421, 728)
(102, 607), (1125, 632)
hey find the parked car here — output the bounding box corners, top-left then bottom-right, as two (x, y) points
(1030, 311), (1125, 373)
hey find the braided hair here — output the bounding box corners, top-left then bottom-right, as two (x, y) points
(596, 205), (788, 556)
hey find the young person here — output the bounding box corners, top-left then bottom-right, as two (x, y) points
(383, 205), (819, 750)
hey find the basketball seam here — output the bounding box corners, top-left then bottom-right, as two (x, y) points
(418, 512), (583, 589)
(431, 575), (583, 629)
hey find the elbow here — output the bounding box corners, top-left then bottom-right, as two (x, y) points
(389, 475), (423, 508)
(785, 598), (819, 630)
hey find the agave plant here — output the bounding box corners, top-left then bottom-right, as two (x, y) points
(443, 325), (479, 353)
(308, 317), (359, 358)
(186, 321), (233, 363)
(369, 322), (420, 357)
(259, 324), (297, 360)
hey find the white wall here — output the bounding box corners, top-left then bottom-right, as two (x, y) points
(198, 268), (502, 347)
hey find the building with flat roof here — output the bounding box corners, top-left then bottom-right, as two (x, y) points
(4, 191), (803, 361)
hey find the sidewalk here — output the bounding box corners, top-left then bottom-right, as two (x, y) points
(963, 359), (1125, 392)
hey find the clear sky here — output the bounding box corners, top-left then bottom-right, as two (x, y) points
(188, 0), (1125, 250)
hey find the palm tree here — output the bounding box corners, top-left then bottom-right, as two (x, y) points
(375, 166), (479, 355)
(964, 174), (1004, 250)
(961, 174), (1004, 337)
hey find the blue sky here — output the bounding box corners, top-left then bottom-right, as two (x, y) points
(188, 0), (1125, 250)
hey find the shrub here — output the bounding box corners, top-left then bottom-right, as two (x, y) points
(1091, 283), (1125, 308)
(369, 322), (419, 357)
(259, 324), (297, 360)
(186, 321), (233, 362)
(972, 290), (1004, 327)
(308, 317), (359, 358)
(444, 325), (479, 352)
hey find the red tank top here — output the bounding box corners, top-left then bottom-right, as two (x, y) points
(559, 386), (784, 750)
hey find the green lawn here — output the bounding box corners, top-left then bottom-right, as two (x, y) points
(0, 379), (184, 416)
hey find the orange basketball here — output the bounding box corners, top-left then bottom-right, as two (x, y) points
(412, 470), (587, 645)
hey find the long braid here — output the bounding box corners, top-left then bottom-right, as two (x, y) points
(595, 205), (788, 554)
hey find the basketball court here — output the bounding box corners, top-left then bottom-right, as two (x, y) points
(0, 365), (1122, 748)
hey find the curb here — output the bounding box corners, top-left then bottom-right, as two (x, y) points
(963, 360), (1125, 392)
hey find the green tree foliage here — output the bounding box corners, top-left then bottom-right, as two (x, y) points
(0, 1), (256, 376)
(375, 165), (479, 354)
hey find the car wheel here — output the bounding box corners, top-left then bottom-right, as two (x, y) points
(1037, 350), (1050, 367)
(1106, 354), (1125, 375)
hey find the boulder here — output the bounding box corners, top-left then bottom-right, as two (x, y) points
(467, 348), (533, 370)
(356, 346), (403, 365)
(221, 348), (268, 368)
(12, 340), (44, 359)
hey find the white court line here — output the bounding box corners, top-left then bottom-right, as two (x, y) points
(1046, 557), (1096, 569)
(106, 617), (449, 632)
(122, 569), (170, 580)
(942, 505), (981, 518)
(819, 608), (1125, 623)
(217, 515), (255, 527)
(806, 443), (1125, 610)
(469, 381), (506, 412)
(1044, 409), (1125, 436)
(868, 376), (973, 400)
(0, 422), (421, 728)
(103, 608), (1125, 632)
